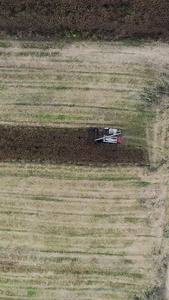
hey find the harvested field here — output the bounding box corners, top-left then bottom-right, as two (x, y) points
(0, 162), (168, 300)
(0, 127), (148, 164)
(0, 39), (169, 300)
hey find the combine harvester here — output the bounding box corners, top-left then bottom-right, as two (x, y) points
(87, 127), (121, 144)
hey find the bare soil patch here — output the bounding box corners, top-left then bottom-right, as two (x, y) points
(0, 126), (148, 164)
(0, 0), (169, 41)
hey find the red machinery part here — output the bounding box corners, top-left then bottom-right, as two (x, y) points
(117, 136), (121, 143)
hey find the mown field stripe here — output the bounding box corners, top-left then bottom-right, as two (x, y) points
(6, 103), (139, 112)
(0, 68), (151, 78)
(1, 83), (140, 92)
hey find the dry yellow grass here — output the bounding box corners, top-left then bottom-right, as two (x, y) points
(0, 39), (169, 299)
(0, 40), (159, 145)
(0, 162), (167, 300)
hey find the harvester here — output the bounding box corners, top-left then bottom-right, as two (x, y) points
(87, 127), (121, 144)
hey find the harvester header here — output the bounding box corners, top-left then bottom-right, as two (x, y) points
(87, 127), (121, 144)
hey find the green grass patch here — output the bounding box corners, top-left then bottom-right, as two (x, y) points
(124, 217), (146, 224)
(36, 113), (89, 120)
(0, 41), (10, 48)
(136, 181), (149, 187)
(122, 259), (133, 264)
(163, 223), (169, 238)
(27, 286), (37, 297)
(55, 86), (68, 90)
(88, 175), (140, 181)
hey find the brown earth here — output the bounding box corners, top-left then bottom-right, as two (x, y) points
(0, 0), (169, 41)
(0, 126), (148, 164)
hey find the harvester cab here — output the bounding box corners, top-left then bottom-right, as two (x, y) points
(87, 127), (121, 144)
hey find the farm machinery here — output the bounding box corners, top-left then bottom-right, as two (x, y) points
(87, 127), (121, 144)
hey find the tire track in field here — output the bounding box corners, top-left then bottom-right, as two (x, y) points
(152, 106), (168, 166)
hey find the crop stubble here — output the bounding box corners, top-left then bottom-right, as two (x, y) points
(0, 163), (165, 299)
(0, 40), (169, 299)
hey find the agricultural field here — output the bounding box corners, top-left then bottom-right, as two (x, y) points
(0, 38), (169, 299)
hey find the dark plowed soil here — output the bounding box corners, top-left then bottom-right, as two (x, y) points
(0, 0), (169, 41)
(0, 127), (148, 164)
